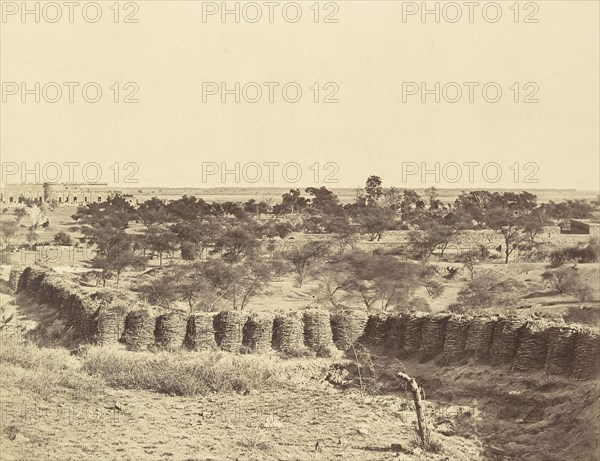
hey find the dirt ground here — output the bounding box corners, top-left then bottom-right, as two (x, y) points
(2, 342), (597, 461)
(0, 367), (483, 461)
(393, 360), (600, 461)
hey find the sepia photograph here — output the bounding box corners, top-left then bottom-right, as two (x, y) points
(0, 1), (599, 460)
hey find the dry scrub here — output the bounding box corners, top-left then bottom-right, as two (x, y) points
(81, 347), (334, 396)
(0, 338), (104, 401)
(0, 337), (334, 400)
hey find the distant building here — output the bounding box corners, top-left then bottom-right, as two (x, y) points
(567, 219), (600, 238)
(0, 182), (111, 206)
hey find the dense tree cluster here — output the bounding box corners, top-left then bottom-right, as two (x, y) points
(49, 177), (600, 311)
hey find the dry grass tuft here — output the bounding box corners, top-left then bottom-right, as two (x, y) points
(0, 338), (104, 400)
(239, 431), (274, 452)
(81, 347), (333, 396)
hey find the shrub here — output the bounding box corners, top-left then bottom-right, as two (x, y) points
(542, 268), (593, 301)
(447, 303), (466, 314)
(454, 272), (523, 311)
(180, 241), (197, 261)
(519, 242), (554, 263)
(549, 241), (599, 268)
(564, 306), (600, 326)
(571, 283), (593, 302)
(271, 221), (294, 239)
(478, 245), (490, 259)
(53, 231), (74, 246)
(408, 297), (431, 312)
(82, 348), (332, 396)
(382, 245), (409, 258)
(82, 350), (267, 395)
(0, 339), (104, 400)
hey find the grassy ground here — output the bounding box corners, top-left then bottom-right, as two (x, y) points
(0, 339), (483, 461)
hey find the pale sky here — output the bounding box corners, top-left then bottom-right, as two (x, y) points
(1, 0), (599, 190)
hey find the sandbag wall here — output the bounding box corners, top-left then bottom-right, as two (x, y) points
(17, 267), (102, 343)
(17, 268), (143, 344)
(9, 265), (25, 291)
(15, 267), (600, 380)
(358, 312), (600, 380)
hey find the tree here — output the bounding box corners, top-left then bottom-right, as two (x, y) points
(282, 241), (330, 287)
(138, 262), (268, 312)
(180, 241), (198, 261)
(167, 195), (211, 221)
(196, 259), (271, 310)
(212, 226), (261, 263)
(453, 190), (494, 228)
(305, 186), (341, 214)
(521, 209), (550, 243)
(209, 202), (224, 216)
(314, 258), (357, 309)
(137, 197), (169, 229)
(356, 207), (396, 241)
(0, 220), (19, 250)
(400, 190), (426, 224)
(72, 195), (134, 231)
(90, 231), (146, 286)
(139, 265), (209, 311)
(365, 175), (383, 207)
(221, 201), (245, 218)
(72, 196), (144, 285)
(105, 194), (136, 216)
(144, 225), (178, 266)
(408, 214), (466, 260)
(383, 187), (403, 211)
(13, 207), (27, 222)
(331, 252), (443, 312)
(490, 191), (537, 212)
(263, 221), (294, 239)
(324, 215), (359, 255)
(185, 262), (233, 311)
(138, 271), (180, 308)
(26, 225), (39, 248)
(485, 208), (529, 264)
(243, 199), (271, 220)
(228, 261), (272, 310)
(171, 219), (221, 261)
(458, 250), (479, 280)
(193, 260), (237, 310)
(273, 189), (308, 215)
(424, 187), (444, 216)
(454, 191), (541, 264)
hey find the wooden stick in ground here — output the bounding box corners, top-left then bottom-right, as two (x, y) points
(397, 372), (431, 447)
(350, 344), (365, 398)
